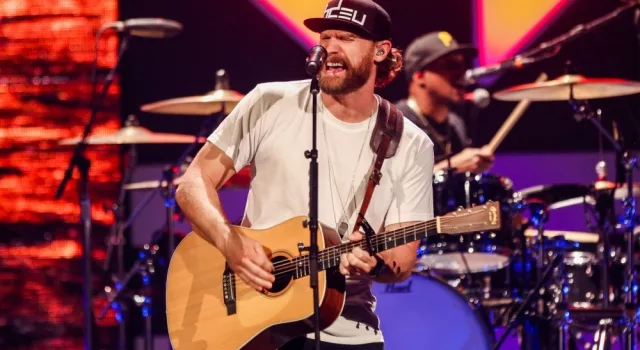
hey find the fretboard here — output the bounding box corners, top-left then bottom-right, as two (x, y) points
(291, 218), (438, 279)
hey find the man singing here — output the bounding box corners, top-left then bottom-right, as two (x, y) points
(175, 0), (434, 348)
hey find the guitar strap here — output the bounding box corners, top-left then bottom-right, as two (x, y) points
(353, 97), (403, 233)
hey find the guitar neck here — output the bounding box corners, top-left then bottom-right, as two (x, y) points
(291, 218), (439, 279)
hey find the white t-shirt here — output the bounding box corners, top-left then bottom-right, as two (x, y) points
(208, 79), (434, 345)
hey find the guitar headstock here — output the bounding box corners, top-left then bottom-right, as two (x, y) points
(437, 201), (501, 234)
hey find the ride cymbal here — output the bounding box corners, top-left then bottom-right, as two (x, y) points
(494, 74), (640, 101)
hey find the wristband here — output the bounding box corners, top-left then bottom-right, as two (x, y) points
(369, 254), (386, 278)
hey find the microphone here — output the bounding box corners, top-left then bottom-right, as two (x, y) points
(462, 56), (537, 85)
(465, 88), (491, 108)
(306, 45), (327, 76)
(101, 18), (183, 38)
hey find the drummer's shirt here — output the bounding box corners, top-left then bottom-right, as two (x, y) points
(395, 99), (471, 163)
(207, 79), (435, 345)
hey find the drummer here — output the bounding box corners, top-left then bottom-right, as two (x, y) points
(396, 31), (494, 173)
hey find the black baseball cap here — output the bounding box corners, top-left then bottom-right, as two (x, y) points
(404, 31), (477, 78)
(303, 0), (392, 41)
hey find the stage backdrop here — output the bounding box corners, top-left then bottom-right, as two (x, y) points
(0, 0), (121, 349)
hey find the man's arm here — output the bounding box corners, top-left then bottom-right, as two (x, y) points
(434, 147), (494, 173)
(339, 221), (420, 283)
(175, 142), (237, 250)
(373, 221), (421, 283)
(176, 143), (274, 292)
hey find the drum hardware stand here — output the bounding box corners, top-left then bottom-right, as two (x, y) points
(592, 319), (615, 350)
(54, 28), (132, 350)
(568, 87), (638, 350)
(100, 115), (140, 350)
(97, 239), (159, 350)
(103, 115), (143, 275)
(494, 254), (563, 350)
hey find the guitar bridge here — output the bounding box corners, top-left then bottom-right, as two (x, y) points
(222, 263), (237, 315)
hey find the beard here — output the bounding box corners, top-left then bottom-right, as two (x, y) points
(319, 51), (374, 95)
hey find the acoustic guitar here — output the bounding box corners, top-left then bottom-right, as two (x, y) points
(165, 202), (501, 350)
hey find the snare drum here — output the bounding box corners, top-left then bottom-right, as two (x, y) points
(372, 273), (496, 349)
(421, 171), (515, 274)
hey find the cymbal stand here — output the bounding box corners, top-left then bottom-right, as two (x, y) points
(104, 115), (143, 275)
(568, 88), (638, 350)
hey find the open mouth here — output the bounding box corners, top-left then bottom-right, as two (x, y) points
(325, 61), (346, 74)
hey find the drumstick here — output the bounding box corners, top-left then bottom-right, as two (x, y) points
(485, 72), (548, 154)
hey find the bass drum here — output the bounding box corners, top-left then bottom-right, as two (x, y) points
(371, 273), (494, 350)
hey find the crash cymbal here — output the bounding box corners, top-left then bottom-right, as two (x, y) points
(140, 88), (244, 116)
(524, 228), (599, 244)
(58, 125), (204, 145)
(494, 74), (640, 101)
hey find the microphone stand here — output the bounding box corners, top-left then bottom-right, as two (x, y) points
(53, 27), (131, 350)
(476, 0), (639, 83)
(298, 50), (323, 350)
(305, 75), (322, 350)
(517, 0), (639, 59)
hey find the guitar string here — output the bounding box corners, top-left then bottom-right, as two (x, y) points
(231, 213), (486, 281)
(228, 215), (492, 292)
(229, 219), (449, 293)
(229, 220), (441, 293)
(249, 213), (479, 271)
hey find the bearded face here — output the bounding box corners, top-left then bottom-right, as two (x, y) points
(319, 49), (374, 95)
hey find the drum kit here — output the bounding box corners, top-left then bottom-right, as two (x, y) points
(374, 73), (640, 349)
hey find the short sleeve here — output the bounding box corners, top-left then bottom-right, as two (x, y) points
(206, 85), (269, 172)
(385, 140), (434, 226)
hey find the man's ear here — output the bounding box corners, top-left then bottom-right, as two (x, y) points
(374, 40), (392, 62)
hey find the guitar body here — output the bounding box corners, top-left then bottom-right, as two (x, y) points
(165, 216), (347, 350)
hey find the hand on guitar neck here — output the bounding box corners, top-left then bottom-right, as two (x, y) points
(338, 231), (380, 277)
(435, 145), (494, 173)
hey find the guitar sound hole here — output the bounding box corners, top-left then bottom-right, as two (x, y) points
(268, 255), (294, 294)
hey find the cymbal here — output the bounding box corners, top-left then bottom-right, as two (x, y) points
(518, 184), (591, 210)
(593, 180), (640, 200)
(58, 125), (204, 145)
(494, 74), (640, 101)
(524, 228), (599, 244)
(518, 181), (640, 210)
(123, 167), (251, 190)
(123, 177), (183, 191)
(140, 88), (244, 116)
